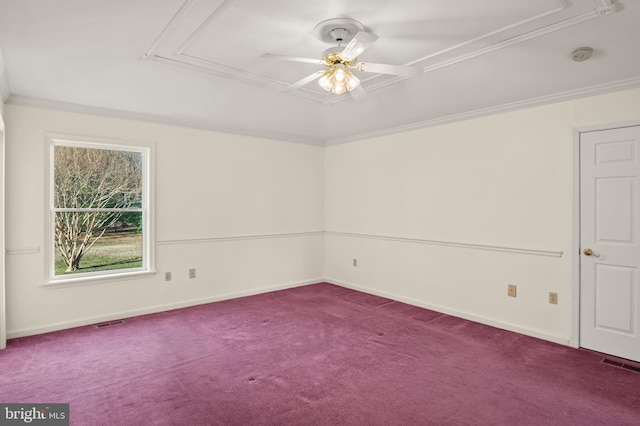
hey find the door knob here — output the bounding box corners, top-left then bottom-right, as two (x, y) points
(583, 248), (600, 257)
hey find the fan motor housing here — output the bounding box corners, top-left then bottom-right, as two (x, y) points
(323, 52), (357, 67)
(314, 18), (365, 44)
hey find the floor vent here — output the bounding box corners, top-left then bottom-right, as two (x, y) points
(95, 320), (125, 329)
(601, 358), (640, 373)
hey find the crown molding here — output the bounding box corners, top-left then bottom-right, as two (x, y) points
(8, 75), (640, 149)
(5, 95), (324, 146)
(325, 76), (640, 146)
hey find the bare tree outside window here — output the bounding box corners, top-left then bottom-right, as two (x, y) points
(53, 144), (144, 275)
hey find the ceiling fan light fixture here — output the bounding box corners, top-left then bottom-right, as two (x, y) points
(346, 74), (360, 91)
(267, 18), (421, 98)
(318, 64), (360, 95)
(318, 70), (333, 91)
(332, 82), (347, 95)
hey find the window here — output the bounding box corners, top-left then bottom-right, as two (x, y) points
(49, 138), (152, 282)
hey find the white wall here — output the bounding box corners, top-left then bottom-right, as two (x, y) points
(4, 104), (325, 337)
(6, 87), (640, 345)
(325, 87), (640, 345)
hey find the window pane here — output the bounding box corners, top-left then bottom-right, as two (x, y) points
(54, 212), (143, 275)
(54, 145), (142, 209)
(51, 142), (147, 279)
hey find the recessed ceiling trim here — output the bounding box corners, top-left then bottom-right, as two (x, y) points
(420, 9), (603, 75)
(145, 0), (595, 105)
(321, 1), (604, 106)
(412, 5), (567, 67)
(286, 1), (611, 105)
(145, 52), (331, 104)
(175, 0), (236, 57)
(144, 0), (197, 58)
(155, 52), (280, 88)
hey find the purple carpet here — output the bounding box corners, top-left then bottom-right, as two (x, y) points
(1, 283), (639, 425)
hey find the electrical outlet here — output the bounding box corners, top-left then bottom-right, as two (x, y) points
(353, 259), (358, 267)
(189, 268), (196, 279)
(549, 292), (558, 304)
(508, 284), (517, 298)
(165, 272), (172, 281)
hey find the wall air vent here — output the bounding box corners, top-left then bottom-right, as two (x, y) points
(95, 320), (125, 329)
(601, 358), (640, 373)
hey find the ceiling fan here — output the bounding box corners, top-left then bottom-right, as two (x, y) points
(262, 18), (423, 99)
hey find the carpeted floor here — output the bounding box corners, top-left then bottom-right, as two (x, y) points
(1, 283), (639, 425)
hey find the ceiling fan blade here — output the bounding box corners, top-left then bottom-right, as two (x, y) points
(349, 85), (367, 101)
(340, 31), (379, 60)
(282, 71), (325, 93)
(261, 53), (325, 65)
(356, 62), (422, 77)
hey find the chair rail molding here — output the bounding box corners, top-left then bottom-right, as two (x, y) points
(325, 231), (563, 258)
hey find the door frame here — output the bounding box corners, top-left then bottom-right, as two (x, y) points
(572, 120), (640, 350)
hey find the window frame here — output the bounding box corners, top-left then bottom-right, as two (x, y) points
(46, 135), (155, 285)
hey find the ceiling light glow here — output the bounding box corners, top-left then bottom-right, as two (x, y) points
(318, 65), (360, 95)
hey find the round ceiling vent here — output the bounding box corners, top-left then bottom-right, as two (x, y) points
(571, 47), (594, 62)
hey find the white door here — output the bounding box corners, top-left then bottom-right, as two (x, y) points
(580, 125), (640, 362)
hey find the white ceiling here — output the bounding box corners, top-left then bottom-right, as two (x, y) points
(0, 0), (639, 145)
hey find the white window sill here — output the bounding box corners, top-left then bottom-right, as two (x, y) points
(44, 269), (157, 288)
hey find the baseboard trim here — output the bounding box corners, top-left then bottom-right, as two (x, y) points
(7, 277), (570, 346)
(326, 278), (571, 346)
(6, 278), (323, 339)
